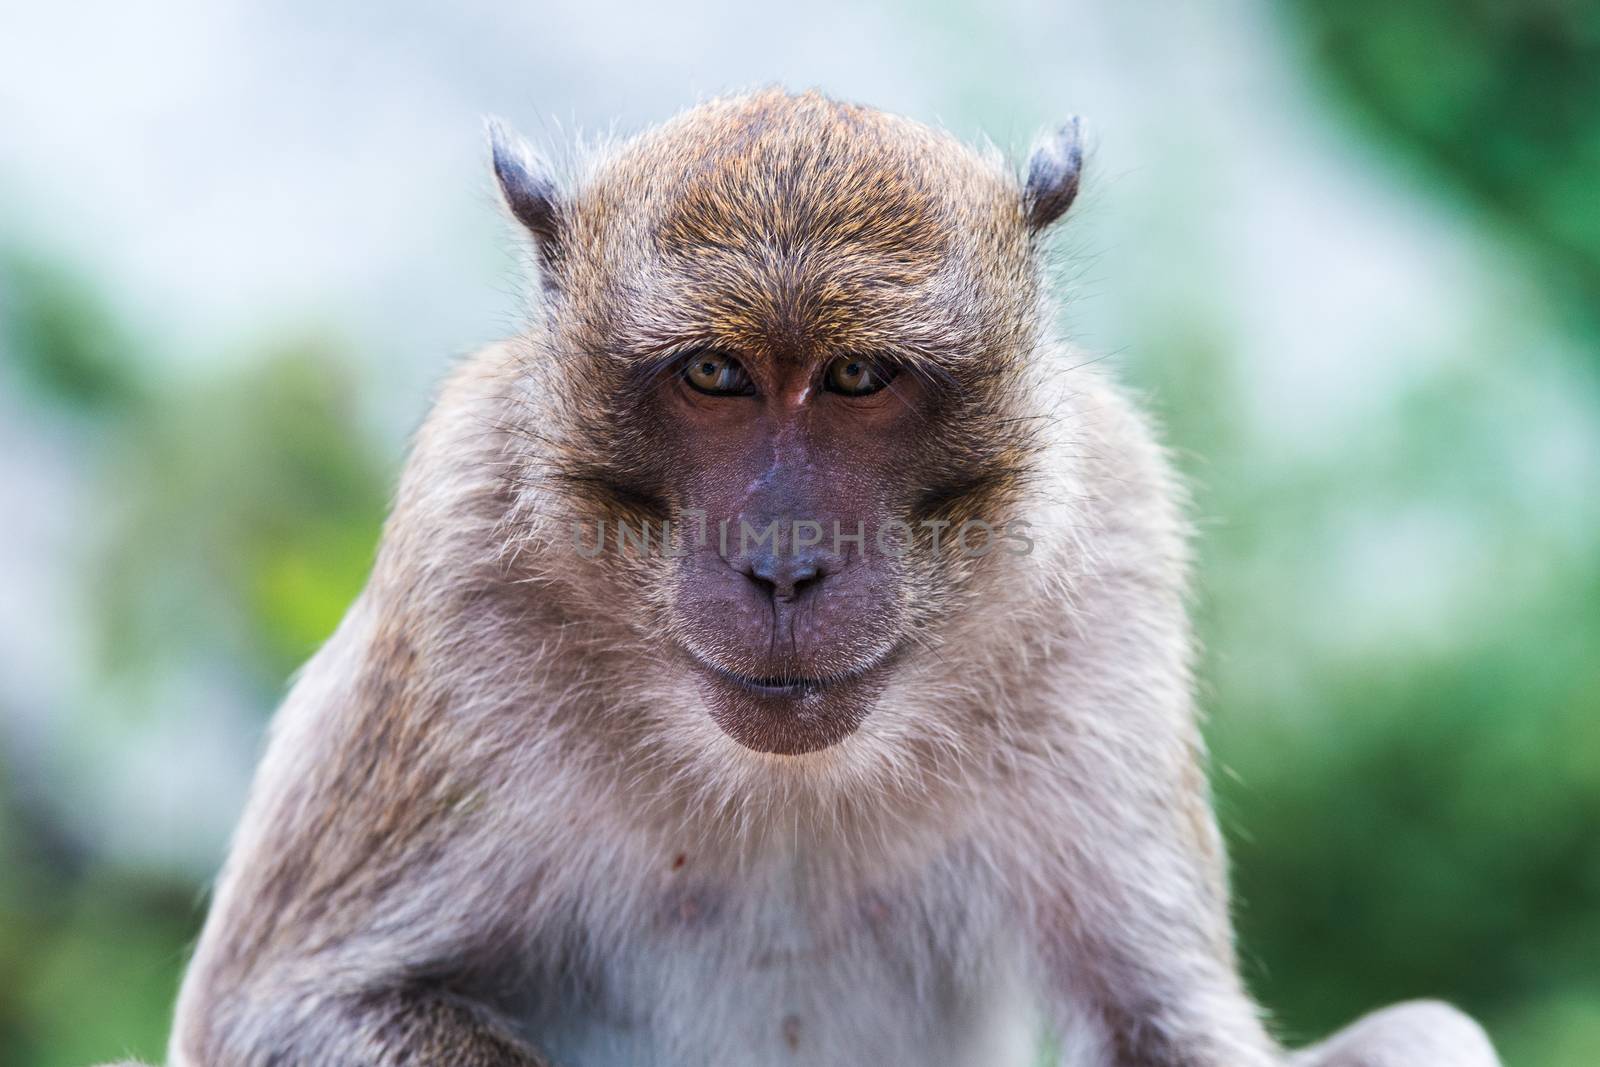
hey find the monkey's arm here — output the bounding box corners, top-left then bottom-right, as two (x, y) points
(170, 974), (552, 1067)
(1026, 755), (1281, 1067)
(237, 985), (548, 1067)
(1016, 380), (1499, 1067)
(173, 834), (564, 1067)
(168, 593), (567, 1066)
(361, 986), (546, 1065)
(1026, 749), (1501, 1067)
(1023, 739), (1501, 1067)
(173, 829), (564, 1067)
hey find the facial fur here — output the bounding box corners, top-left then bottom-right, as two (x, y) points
(496, 90), (1055, 759)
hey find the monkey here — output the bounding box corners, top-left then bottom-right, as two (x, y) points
(112, 89), (1501, 1067)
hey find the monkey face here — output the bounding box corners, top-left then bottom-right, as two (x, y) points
(501, 91), (1056, 757)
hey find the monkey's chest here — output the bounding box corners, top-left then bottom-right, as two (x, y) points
(519, 885), (1045, 1067)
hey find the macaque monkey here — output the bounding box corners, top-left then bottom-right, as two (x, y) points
(123, 90), (1501, 1066)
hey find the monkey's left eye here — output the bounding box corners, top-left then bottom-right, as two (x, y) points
(824, 355), (898, 397)
(682, 351), (756, 396)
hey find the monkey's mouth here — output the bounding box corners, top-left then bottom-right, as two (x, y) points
(708, 667), (832, 698)
(684, 652), (892, 756)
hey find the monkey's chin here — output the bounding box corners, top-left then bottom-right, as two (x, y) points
(690, 665), (884, 756)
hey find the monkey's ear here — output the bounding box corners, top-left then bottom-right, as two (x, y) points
(1023, 117), (1085, 234)
(486, 117), (563, 252)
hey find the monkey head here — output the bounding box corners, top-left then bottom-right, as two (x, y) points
(491, 91), (1082, 758)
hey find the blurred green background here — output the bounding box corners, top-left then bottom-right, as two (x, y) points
(0, 2), (1596, 1065)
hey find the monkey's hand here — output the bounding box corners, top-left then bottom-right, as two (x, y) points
(1290, 1000), (1500, 1067)
(176, 983), (556, 1067)
(346, 987), (554, 1067)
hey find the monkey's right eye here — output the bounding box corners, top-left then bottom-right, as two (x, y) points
(682, 351), (756, 396)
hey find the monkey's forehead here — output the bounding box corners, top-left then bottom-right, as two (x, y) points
(579, 90), (1026, 262)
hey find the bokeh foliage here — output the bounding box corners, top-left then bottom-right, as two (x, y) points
(1285, 0), (1600, 334)
(0, 255), (389, 1066)
(1217, 3), (1600, 1062)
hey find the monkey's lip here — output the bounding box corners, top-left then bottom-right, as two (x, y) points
(682, 650), (893, 755)
(705, 666), (836, 698)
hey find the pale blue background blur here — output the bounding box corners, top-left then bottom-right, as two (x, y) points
(1, 2), (1597, 1064)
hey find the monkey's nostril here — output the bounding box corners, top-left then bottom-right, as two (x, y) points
(788, 565), (822, 599)
(740, 555), (828, 601)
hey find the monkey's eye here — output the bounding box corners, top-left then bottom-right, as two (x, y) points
(682, 350), (756, 396)
(824, 355), (898, 397)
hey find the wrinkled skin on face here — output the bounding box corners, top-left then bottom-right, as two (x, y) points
(519, 91), (1045, 754)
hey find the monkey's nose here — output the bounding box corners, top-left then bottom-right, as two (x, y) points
(739, 549), (834, 602)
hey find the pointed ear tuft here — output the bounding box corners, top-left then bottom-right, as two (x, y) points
(1023, 117), (1085, 233)
(487, 117), (562, 249)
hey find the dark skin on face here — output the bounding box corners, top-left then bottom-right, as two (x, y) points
(655, 343), (929, 755)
